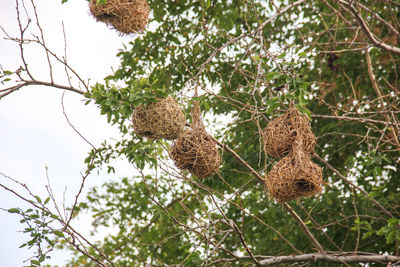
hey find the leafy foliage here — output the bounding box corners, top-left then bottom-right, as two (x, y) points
(2, 0), (400, 265)
(64, 0), (400, 265)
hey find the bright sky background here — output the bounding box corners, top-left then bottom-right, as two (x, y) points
(0, 0), (139, 265)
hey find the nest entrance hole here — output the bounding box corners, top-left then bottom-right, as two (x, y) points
(296, 178), (316, 191)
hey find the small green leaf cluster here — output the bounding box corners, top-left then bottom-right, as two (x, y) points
(84, 136), (162, 172)
(84, 78), (168, 134)
(377, 218), (400, 244)
(7, 202), (62, 267)
(352, 217), (400, 245)
(0, 69), (13, 83)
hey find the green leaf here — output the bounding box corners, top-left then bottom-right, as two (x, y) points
(377, 226), (389, 235)
(53, 230), (65, 238)
(265, 72), (281, 81)
(50, 214), (60, 220)
(8, 208), (20, 214)
(386, 231), (396, 244)
(298, 52), (307, 57)
(35, 196), (42, 204)
(30, 260), (40, 266)
(30, 214), (40, 219)
(44, 197), (50, 205)
(388, 218), (398, 227)
(39, 255), (46, 262)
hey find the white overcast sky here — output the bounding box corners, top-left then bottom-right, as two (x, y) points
(0, 0), (139, 265)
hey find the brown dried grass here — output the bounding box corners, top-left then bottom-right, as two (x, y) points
(263, 108), (316, 158)
(132, 96), (186, 140)
(170, 129), (220, 178)
(89, 0), (149, 34)
(265, 139), (323, 203)
(170, 101), (220, 178)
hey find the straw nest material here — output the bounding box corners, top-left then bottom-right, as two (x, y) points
(89, 0), (149, 34)
(265, 140), (323, 203)
(132, 96), (186, 140)
(263, 108), (316, 158)
(170, 129), (220, 178)
(170, 101), (220, 178)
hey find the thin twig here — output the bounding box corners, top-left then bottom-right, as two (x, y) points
(283, 203), (325, 252)
(337, 0), (400, 54)
(314, 154), (394, 218)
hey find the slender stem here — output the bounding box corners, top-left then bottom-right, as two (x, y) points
(365, 48), (400, 148)
(337, 0), (400, 54)
(283, 203), (325, 252)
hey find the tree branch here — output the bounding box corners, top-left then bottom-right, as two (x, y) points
(337, 0), (400, 54)
(258, 253), (400, 266)
(283, 203), (325, 252)
(365, 48), (400, 149)
(0, 80), (85, 99)
(311, 114), (399, 127)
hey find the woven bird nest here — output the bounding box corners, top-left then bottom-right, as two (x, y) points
(263, 108), (316, 158)
(89, 0), (149, 34)
(265, 139), (323, 203)
(170, 101), (220, 178)
(132, 96), (186, 140)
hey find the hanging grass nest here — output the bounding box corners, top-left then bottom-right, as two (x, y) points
(265, 139), (323, 203)
(263, 108), (316, 158)
(89, 0), (149, 34)
(132, 96), (186, 140)
(170, 101), (220, 178)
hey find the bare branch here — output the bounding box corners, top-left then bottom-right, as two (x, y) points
(0, 80), (85, 99)
(365, 48), (400, 149)
(311, 114), (400, 127)
(258, 253), (400, 266)
(29, 0), (53, 83)
(337, 0), (400, 54)
(283, 203), (325, 253)
(60, 91), (96, 228)
(15, 0), (34, 80)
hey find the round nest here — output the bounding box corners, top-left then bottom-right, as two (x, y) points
(89, 0), (149, 34)
(132, 96), (186, 140)
(265, 146), (323, 203)
(263, 108), (316, 158)
(170, 129), (220, 178)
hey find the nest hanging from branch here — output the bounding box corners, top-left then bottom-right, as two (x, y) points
(132, 96), (186, 140)
(265, 139), (323, 203)
(263, 108), (316, 158)
(170, 101), (220, 178)
(89, 0), (149, 34)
